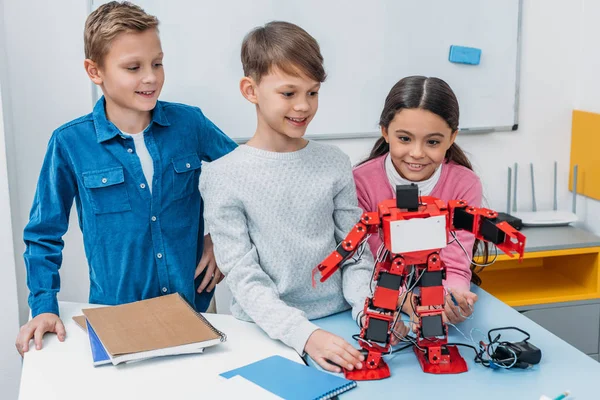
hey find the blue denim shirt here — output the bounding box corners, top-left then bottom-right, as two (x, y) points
(24, 97), (237, 317)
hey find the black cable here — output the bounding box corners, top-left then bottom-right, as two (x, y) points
(487, 326), (531, 343)
(390, 342), (414, 354)
(446, 342), (489, 367)
(448, 325), (533, 369)
(351, 334), (415, 355)
(447, 342), (478, 355)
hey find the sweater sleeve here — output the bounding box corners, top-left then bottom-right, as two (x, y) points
(442, 178), (483, 291)
(337, 162), (375, 324)
(201, 165), (318, 354)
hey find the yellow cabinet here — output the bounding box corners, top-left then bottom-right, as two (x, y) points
(478, 226), (600, 307)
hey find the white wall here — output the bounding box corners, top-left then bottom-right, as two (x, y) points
(0, 89), (22, 400)
(573, 0), (600, 236)
(1, 0), (597, 326)
(0, 3), (22, 396)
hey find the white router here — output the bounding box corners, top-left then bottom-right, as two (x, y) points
(511, 162), (578, 227)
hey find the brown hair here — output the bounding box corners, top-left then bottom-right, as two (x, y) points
(241, 21), (326, 83)
(84, 1), (159, 66)
(361, 76), (487, 285)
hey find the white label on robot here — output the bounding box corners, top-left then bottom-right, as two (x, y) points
(389, 215), (447, 254)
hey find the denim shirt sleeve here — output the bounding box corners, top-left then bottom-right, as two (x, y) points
(23, 133), (77, 317)
(195, 107), (237, 162)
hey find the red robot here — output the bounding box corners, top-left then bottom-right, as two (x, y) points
(313, 184), (526, 381)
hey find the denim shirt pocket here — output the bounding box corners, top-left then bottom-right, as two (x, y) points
(82, 166), (131, 214)
(172, 153), (201, 200)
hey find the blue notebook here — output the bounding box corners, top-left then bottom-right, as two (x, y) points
(85, 320), (111, 366)
(220, 355), (357, 400)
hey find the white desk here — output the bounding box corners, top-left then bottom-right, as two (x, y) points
(18, 302), (301, 400)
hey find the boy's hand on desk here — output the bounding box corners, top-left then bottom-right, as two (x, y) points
(15, 313), (65, 356)
(196, 234), (224, 293)
(305, 329), (364, 373)
(443, 289), (478, 324)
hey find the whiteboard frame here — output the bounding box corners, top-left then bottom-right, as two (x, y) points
(88, 0), (523, 143)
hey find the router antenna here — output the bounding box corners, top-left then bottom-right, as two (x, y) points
(507, 167), (512, 214)
(512, 163), (518, 212)
(553, 161), (558, 211)
(572, 164), (578, 214)
(530, 163), (537, 212)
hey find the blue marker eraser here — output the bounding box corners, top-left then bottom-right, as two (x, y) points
(449, 45), (481, 65)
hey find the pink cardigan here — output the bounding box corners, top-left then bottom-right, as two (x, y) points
(353, 155), (483, 291)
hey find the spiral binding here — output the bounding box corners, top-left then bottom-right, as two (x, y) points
(178, 293), (227, 342)
(316, 381), (357, 400)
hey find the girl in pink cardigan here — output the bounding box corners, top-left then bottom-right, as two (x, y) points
(353, 76), (485, 328)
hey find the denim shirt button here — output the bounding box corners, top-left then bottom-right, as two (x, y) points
(151, 216), (157, 222)
(157, 253), (163, 259)
(101, 178), (108, 184)
(127, 148), (133, 153)
(140, 183), (146, 189)
(186, 163), (191, 168)
(162, 287), (168, 293)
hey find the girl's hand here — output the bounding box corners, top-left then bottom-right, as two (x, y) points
(443, 289), (478, 324)
(389, 316), (410, 345)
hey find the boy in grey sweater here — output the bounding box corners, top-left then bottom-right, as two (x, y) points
(201, 21), (374, 373)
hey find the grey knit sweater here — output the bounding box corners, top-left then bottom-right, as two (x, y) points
(200, 141), (374, 354)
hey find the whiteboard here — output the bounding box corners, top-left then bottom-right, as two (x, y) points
(92, 0), (522, 141)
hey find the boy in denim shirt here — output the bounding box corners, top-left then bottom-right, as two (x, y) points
(15, 1), (236, 355)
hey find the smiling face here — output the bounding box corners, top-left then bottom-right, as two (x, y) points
(382, 108), (457, 181)
(241, 67), (320, 150)
(88, 28), (164, 129)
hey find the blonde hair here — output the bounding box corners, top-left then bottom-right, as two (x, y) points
(84, 1), (159, 66)
(241, 21), (326, 83)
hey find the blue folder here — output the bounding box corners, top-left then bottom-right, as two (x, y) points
(85, 320), (111, 366)
(220, 355), (357, 400)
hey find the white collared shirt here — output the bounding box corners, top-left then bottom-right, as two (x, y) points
(385, 154), (443, 196)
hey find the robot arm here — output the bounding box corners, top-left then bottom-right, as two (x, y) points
(449, 200), (526, 260)
(312, 212), (380, 286)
